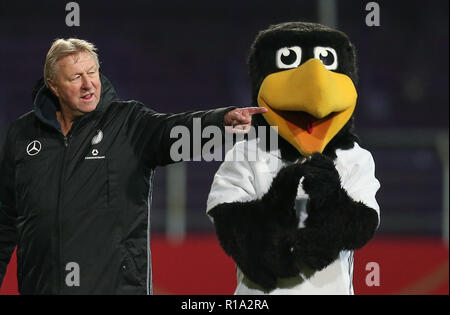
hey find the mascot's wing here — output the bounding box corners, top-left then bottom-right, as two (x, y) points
(207, 142), (301, 291)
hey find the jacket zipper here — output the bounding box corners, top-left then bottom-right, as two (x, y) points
(33, 108), (88, 293)
(56, 133), (71, 293)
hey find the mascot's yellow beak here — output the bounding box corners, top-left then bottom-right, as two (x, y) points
(258, 58), (357, 156)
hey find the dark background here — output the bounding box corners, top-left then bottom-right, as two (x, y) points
(0, 0), (448, 237)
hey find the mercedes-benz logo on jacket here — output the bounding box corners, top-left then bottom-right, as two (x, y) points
(26, 140), (42, 156)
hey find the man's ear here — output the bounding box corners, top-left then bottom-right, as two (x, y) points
(47, 78), (59, 98)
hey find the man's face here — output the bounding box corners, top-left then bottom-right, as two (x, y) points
(48, 51), (101, 117)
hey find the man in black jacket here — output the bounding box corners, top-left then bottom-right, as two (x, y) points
(0, 38), (266, 294)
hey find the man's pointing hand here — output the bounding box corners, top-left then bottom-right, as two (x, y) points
(224, 107), (268, 134)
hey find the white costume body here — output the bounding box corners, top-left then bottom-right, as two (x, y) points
(207, 138), (380, 295)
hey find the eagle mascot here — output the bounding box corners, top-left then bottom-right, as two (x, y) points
(206, 22), (381, 294)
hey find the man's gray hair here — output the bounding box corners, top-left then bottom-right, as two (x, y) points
(44, 38), (100, 87)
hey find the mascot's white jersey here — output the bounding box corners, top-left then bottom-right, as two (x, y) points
(206, 138), (380, 295)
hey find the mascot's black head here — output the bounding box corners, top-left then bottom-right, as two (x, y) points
(248, 22), (360, 160)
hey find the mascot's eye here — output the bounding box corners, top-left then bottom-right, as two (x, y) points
(276, 46), (302, 69)
(313, 47), (338, 70)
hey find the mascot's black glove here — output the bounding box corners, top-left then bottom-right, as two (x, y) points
(287, 153), (379, 271)
(209, 163), (305, 292)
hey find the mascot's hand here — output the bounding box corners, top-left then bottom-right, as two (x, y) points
(300, 153), (342, 207)
(300, 152), (347, 229)
(300, 152), (379, 251)
(284, 153), (342, 271)
(259, 162), (305, 279)
(262, 161), (305, 213)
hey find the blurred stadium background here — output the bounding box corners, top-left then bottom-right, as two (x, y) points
(0, 0), (448, 294)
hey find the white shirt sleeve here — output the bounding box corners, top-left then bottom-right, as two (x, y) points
(335, 143), (381, 222)
(206, 143), (258, 214)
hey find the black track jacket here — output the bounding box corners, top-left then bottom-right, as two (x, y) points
(0, 75), (233, 294)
